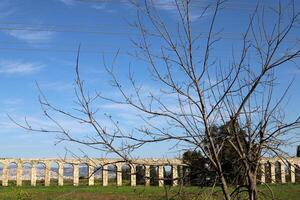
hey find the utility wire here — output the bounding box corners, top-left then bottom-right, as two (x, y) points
(73, 0), (280, 12)
(0, 25), (298, 43)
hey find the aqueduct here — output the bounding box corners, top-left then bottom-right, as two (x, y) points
(0, 158), (183, 187)
(0, 157), (299, 187)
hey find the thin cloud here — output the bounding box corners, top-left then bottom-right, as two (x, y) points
(5, 30), (54, 43)
(38, 81), (73, 92)
(91, 3), (116, 13)
(0, 0), (16, 18)
(141, 0), (210, 22)
(0, 60), (43, 75)
(60, 0), (115, 12)
(0, 8), (16, 19)
(0, 98), (24, 114)
(91, 3), (106, 10)
(153, 0), (177, 11)
(0, 1), (54, 43)
(1, 98), (24, 107)
(59, 0), (76, 6)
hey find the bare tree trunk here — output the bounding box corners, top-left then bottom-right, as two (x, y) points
(247, 171), (258, 200)
(220, 175), (231, 200)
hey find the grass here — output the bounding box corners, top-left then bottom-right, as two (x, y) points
(0, 184), (299, 200)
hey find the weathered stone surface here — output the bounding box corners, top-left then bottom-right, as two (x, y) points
(144, 165), (150, 186)
(0, 157), (298, 187)
(88, 165), (94, 186)
(172, 165), (178, 186)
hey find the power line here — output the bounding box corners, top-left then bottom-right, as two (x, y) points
(0, 44), (297, 56)
(0, 27), (134, 36)
(0, 2), (286, 38)
(73, 0), (278, 12)
(0, 25), (298, 43)
(0, 47), (122, 54)
(0, 21), (127, 30)
(75, 0), (266, 8)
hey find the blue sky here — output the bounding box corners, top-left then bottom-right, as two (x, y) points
(0, 0), (299, 159)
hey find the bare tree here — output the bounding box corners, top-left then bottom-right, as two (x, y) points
(11, 0), (300, 199)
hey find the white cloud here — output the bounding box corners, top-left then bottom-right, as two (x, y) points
(1, 98), (24, 107)
(0, 60), (43, 75)
(0, 98), (24, 113)
(0, 0), (16, 18)
(59, 0), (76, 6)
(60, 0), (114, 12)
(0, 1), (54, 43)
(91, 3), (106, 10)
(0, 8), (15, 18)
(153, 0), (177, 11)
(38, 81), (73, 92)
(5, 30), (54, 43)
(143, 0), (209, 22)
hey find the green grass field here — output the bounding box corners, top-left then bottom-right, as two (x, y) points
(0, 184), (299, 200)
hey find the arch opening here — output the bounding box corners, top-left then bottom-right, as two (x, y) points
(150, 165), (158, 186)
(108, 164), (117, 186)
(8, 162), (17, 186)
(275, 161), (281, 183)
(79, 163), (89, 186)
(285, 163), (292, 183)
(264, 162), (271, 183)
(164, 165), (172, 185)
(94, 164), (103, 186)
(63, 163), (74, 186)
(136, 165), (145, 185)
(284, 163), (289, 183)
(177, 165), (185, 186)
(122, 164), (131, 186)
(36, 162), (46, 186)
(22, 162), (32, 186)
(50, 162), (59, 186)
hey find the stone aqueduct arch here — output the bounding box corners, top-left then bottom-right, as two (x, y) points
(0, 158), (183, 187)
(259, 158), (300, 184)
(0, 157), (299, 187)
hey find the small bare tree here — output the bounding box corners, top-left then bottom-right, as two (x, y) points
(12, 0), (300, 199)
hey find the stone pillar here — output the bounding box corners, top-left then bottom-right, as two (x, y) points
(260, 163), (265, 184)
(116, 163), (122, 186)
(172, 165), (178, 186)
(270, 162), (275, 183)
(279, 161), (286, 183)
(58, 162), (64, 186)
(158, 165), (164, 187)
(31, 163), (37, 186)
(16, 160), (22, 186)
(2, 162), (8, 186)
(130, 164), (136, 187)
(102, 165), (108, 186)
(73, 163), (79, 186)
(145, 165), (150, 186)
(290, 163), (295, 183)
(44, 161), (51, 186)
(88, 165), (95, 186)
